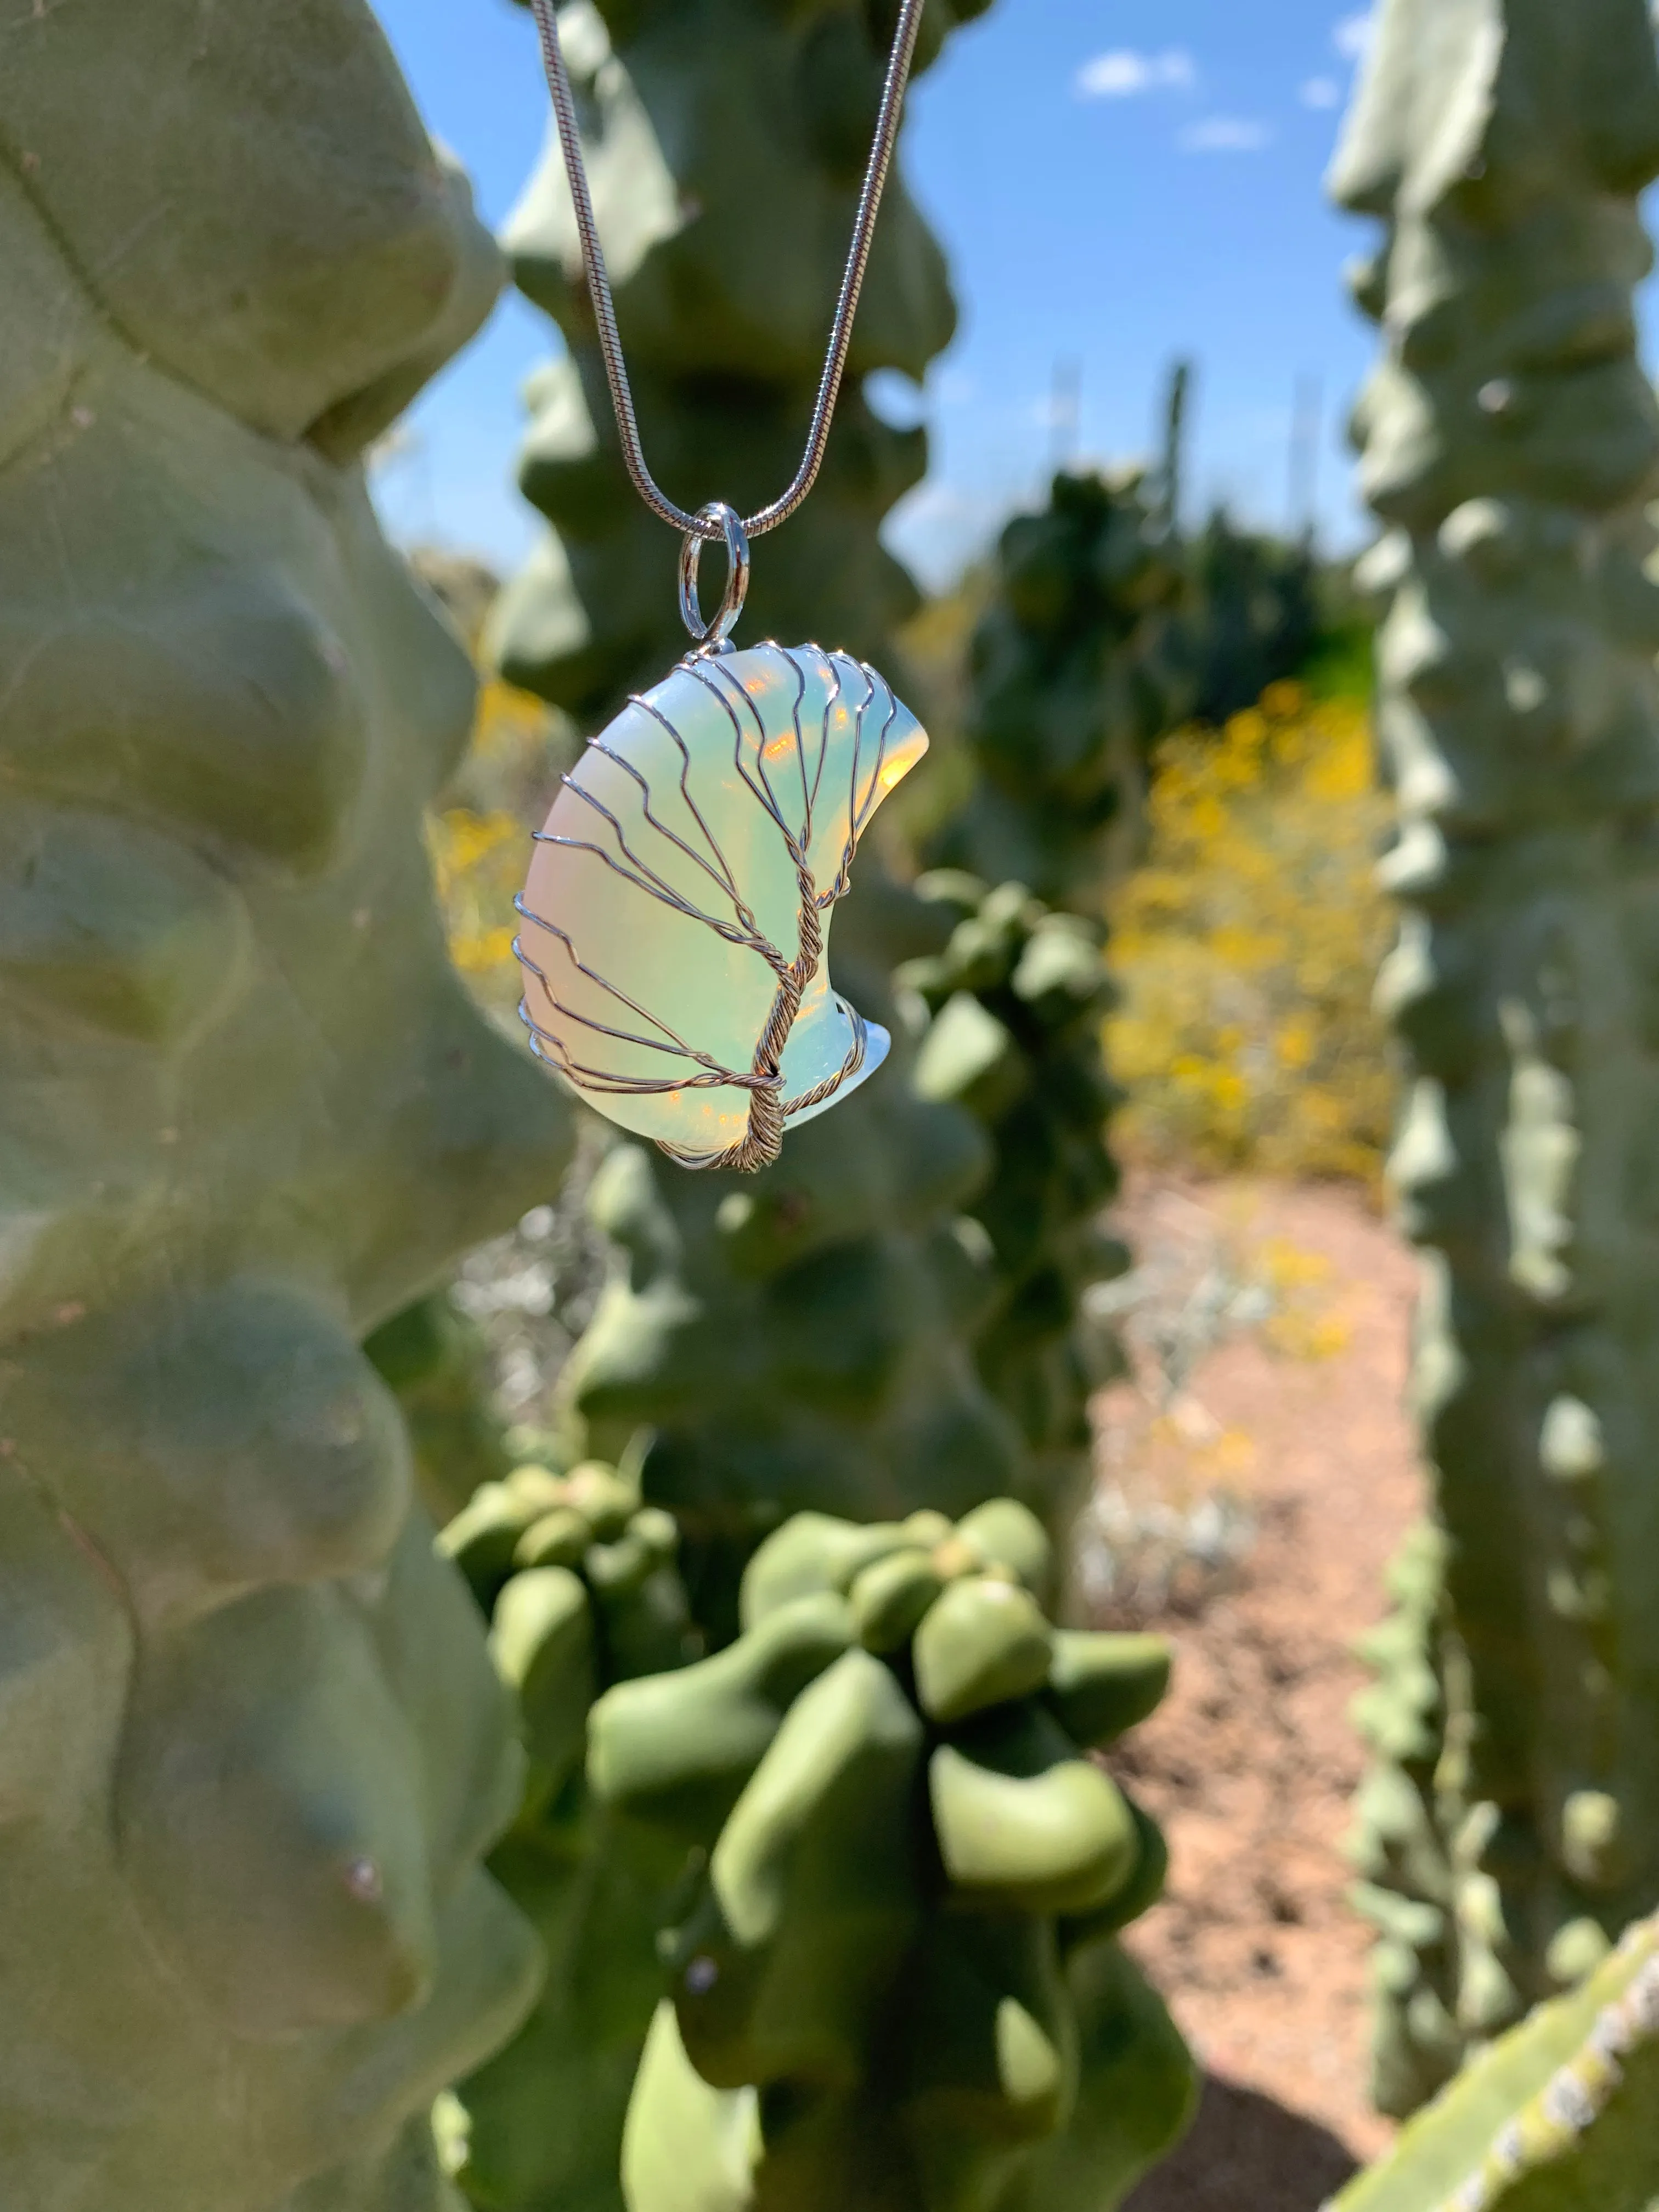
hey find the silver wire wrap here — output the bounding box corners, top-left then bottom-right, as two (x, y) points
(525, 0), (929, 545)
(678, 502), (751, 650)
(514, 641), (902, 1172)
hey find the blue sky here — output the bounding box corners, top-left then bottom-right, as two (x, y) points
(370, 0), (1383, 586)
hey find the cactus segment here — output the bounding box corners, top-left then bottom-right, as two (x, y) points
(590, 1593), (856, 1842)
(899, 879), (1131, 1566)
(1328, 1915), (1659, 2209)
(851, 1548), (949, 1654)
(490, 1566), (597, 1799)
(1046, 1633), (1176, 1752)
(620, 2005), (764, 2212)
(594, 1504), (1195, 2212)
(924, 472), (1187, 913)
(912, 1577), (1055, 1725)
(955, 1499), (1056, 1592)
(738, 1513), (916, 1627)
(675, 1649), (926, 2092)
(929, 1727), (1139, 1919)
(897, 1914), (1077, 2212)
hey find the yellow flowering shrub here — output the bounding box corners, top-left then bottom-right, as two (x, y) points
(428, 676), (575, 1017)
(1108, 681), (1395, 1184)
(430, 804), (524, 1000)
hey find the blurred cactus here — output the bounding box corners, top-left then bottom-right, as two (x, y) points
(901, 877), (1128, 1549)
(1328, 1914), (1659, 2211)
(1335, 0), (1659, 2103)
(488, 0), (989, 718)
(442, 1453), (702, 2212)
(1178, 509), (1321, 730)
(904, 466), (1192, 1568)
(1347, 1524), (1464, 2115)
(558, 882), (1023, 1639)
(926, 470), (1187, 911)
(0, 3), (574, 2203)
(591, 1500), (1195, 2212)
(1155, 360), (1191, 535)
(366, 1294), (515, 1527)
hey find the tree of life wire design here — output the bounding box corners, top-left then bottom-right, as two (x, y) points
(514, 643), (904, 1172)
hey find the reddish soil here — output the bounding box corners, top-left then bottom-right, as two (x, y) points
(1093, 1176), (1425, 2209)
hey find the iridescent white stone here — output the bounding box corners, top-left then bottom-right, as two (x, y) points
(516, 641), (927, 1166)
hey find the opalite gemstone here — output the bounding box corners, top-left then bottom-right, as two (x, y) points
(516, 641), (927, 1163)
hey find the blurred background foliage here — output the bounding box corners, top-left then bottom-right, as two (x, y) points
(426, 680), (570, 1017)
(1108, 681), (1393, 1187)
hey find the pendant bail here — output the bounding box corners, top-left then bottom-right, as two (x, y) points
(679, 501), (751, 651)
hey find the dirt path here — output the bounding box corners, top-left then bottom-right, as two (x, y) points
(1089, 1176), (1424, 2206)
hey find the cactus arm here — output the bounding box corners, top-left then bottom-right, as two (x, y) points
(1330, 1915), (1659, 2210)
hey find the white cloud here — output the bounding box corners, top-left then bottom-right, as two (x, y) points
(1178, 116), (1273, 154)
(1076, 47), (1197, 100)
(1333, 12), (1373, 59)
(1300, 76), (1342, 109)
(882, 481), (1008, 593)
(932, 367), (979, 409)
(865, 367), (928, 431)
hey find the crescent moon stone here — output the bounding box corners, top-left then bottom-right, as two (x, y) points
(517, 641), (928, 1166)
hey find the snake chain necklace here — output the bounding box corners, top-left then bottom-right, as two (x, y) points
(514, 0), (933, 1173)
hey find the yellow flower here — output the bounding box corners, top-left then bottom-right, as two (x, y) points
(1108, 684), (1395, 1184)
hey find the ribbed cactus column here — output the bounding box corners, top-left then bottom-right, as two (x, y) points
(905, 471), (1185, 1568)
(1334, 0), (1659, 2110)
(0, 5), (572, 2205)
(902, 878), (1129, 1562)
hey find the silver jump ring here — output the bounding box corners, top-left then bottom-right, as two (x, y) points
(679, 502), (751, 650)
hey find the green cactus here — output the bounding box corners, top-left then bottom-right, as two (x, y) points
(1178, 509), (1321, 729)
(439, 1452), (702, 2212)
(590, 1502), (1195, 2212)
(366, 1293), (515, 1527)
(1334, 0), (1659, 2100)
(558, 881), (1023, 1639)
(900, 877), (1128, 1548)
(0, 4), (575, 2203)
(1328, 1912), (1659, 2210)
(1348, 1523), (1465, 2117)
(925, 470), (1187, 912)
(893, 461), (1194, 1568)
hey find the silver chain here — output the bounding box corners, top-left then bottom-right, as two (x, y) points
(525, 0), (928, 544)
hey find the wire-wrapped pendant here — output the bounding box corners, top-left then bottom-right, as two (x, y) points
(515, 639), (927, 1172)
